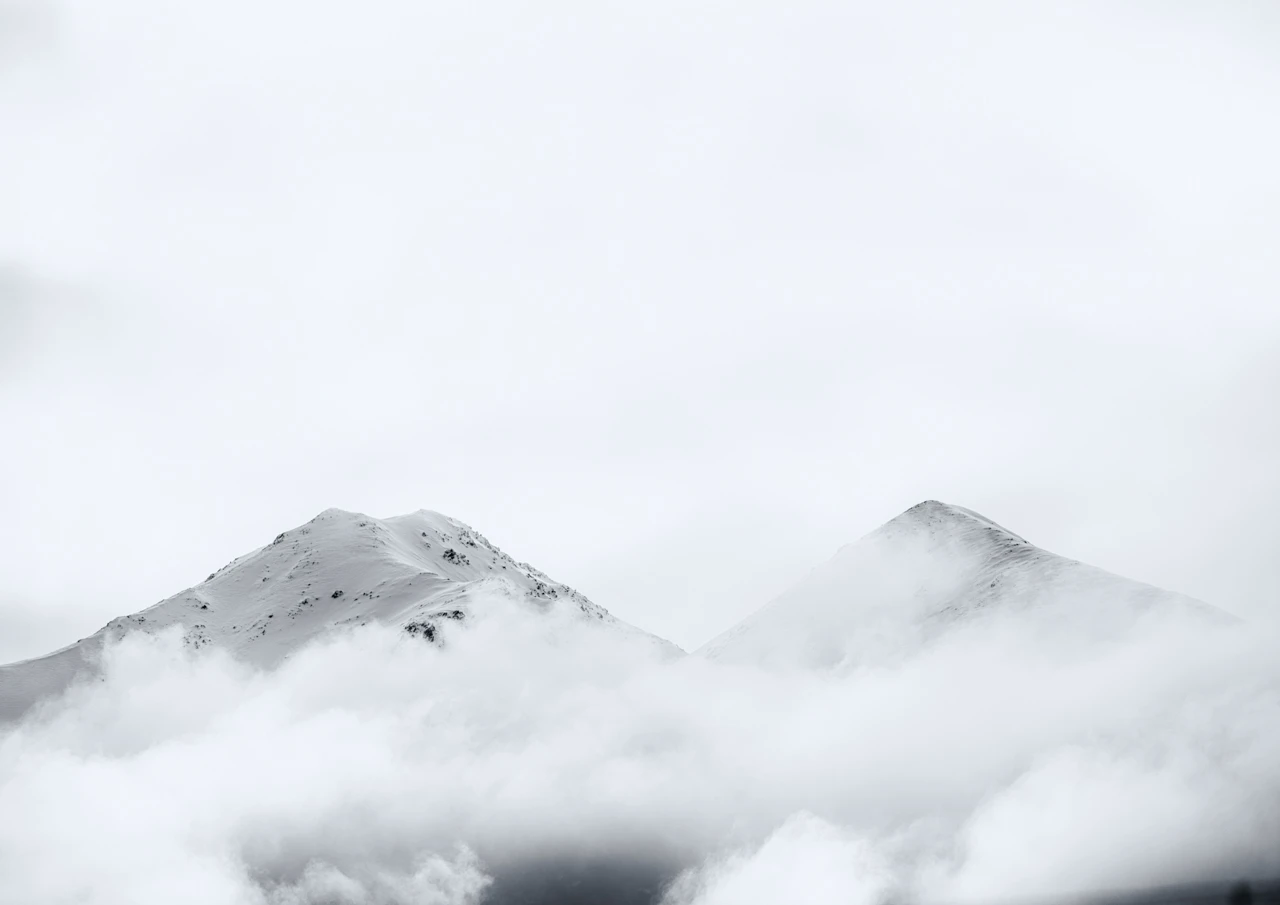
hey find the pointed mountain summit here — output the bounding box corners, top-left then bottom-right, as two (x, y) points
(0, 508), (680, 721)
(699, 500), (1231, 669)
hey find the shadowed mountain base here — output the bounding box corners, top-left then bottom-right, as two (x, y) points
(1094, 880), (1280, 905)
(481, 856), (680, 905)
(941, 880), (1280, 905)
(477, 873), (1280, 905)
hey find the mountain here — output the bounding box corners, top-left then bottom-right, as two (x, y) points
(0, 508), (680, 722)
(699, 500), (1232, 668)
(3, 500), (1235, 719)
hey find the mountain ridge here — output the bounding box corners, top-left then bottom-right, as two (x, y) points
(3, 500), (1236, 719)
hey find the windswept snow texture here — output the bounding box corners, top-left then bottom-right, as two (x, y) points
(700, 500), (1232, 669)
(0, 508), (679, 721)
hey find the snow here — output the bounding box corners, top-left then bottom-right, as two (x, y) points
(698, 500), (1232, 669)
(0, 508), (680, 722)
(3, 500), (1238, 720)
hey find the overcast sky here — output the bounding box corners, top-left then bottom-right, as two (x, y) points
(2, 0), (1278, 660)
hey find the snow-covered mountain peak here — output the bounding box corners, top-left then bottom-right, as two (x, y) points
(1, 507), (679, 722)
(197, 507), (582, 604)
(871, 499), (1029, 544)
(701, 500), (1231, 669)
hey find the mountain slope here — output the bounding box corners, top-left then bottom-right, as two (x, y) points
(0, 508), (680, 721)
(700, 500), (1231, 668)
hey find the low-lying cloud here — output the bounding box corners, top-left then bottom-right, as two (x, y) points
(1, 594), (1277, 905)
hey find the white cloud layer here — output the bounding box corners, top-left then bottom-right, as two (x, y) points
(2, 594), (1276, 904)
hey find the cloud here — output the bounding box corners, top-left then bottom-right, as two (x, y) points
(0, 1), (56, 71)
(265, 850), (491, 905)
(1, 592), (1278, 904)
(661, 813), (894, 905)
(0, 267), (36, 375)
(0, 266), (111, 388)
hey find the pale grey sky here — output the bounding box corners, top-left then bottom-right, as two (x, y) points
(2, 0), (1278, 659)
